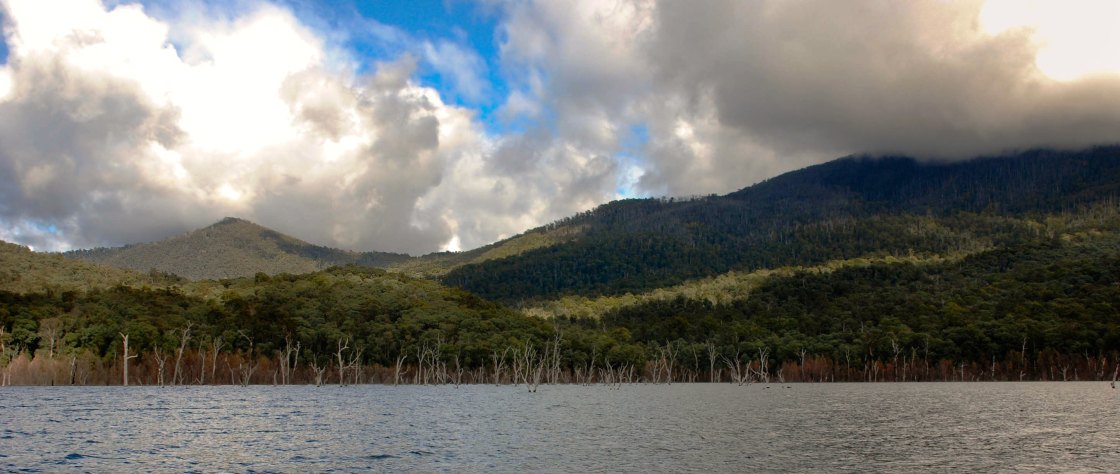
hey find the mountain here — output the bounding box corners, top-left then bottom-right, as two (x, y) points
(0, 240), (181, 293)
(66, 217), (411, 280)
(440, 146), (1120, 303)
(5, 146), (1120, 385)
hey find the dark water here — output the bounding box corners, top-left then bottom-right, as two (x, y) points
(2, 383), (1118, 472)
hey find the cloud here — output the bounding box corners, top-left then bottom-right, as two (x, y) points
(3, 0), (1120, 255)
(0, 0), (628, 254)
(492, 0), (1120, 197)
(422, 40), (489, 102)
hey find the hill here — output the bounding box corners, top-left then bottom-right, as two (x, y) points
(66, 217), (411, 280)
(440, 146), (1120, 303)
(4, 146), (1120, 385)
(0, 240), (181, 293)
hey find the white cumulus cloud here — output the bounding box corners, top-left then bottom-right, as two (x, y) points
(0, 0), (614, 254)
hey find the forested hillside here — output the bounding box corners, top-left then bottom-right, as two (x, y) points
(67, 217), (411, 280)
(443, 146), (1120, 303)
(4, 146), (1120, 386)
(0, 241), (181, 293)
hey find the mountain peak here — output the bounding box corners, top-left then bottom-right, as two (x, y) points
(66, 218), (411, 280)
(211, 216), (257, 228)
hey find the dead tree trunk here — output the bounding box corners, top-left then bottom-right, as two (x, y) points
(347, 345), (363, 385)
(491, 347), (509, 385)
(119, 333), (138, 386)
(548, 330), (563, 384)
(153, 347), (168, 386)
(279, 334), (300, 385)
(172, 323), (192, 385)
(453, 352), (463, 388)
(756, 347), (770, 383)
(336, 336), (350, 387)
(661, 341), (677, 384)
(210, 337), (224, 385)
(723, 348), (749, 386)
(310, 359), (326, 387)
(393, 354), (407, 385)
(238, 331), (256, 386)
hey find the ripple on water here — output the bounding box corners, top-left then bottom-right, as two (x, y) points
(2, 383), (1119, 472)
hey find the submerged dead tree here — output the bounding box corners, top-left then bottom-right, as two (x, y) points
(120, 333), (138, 386)
(237, 331), (257, 386)
(491, 347), (509, 385)
(336, 336), (350, 387)
(153, 347), (168, 386)
(278, 334), (300, 385)
(172, 323), (192, 385)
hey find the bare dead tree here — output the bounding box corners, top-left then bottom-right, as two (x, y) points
(661, 341), (677, 384)
(119, 333), (138, 386)
(310, 358), (327, 387)
(756, 347), (770, 383)
(429, 336), (445, 384)
(336, 336), (351, 387)
(584, 346), (599, 385)
(798, 348), (809, 383)
(510, 344), (523, 387)
(514, 341), (543, 392)
(153, 346), (168, 386)
(548, 330), (564, 384)
(707, 341), (720, 383)
(172, 323), (193, 385)
(723, 348), (749, 386)
(38, 317), (62, 359)
(453, 352), (464, 388)
(1, 341), (19, 387)
(347, 345), (364, 385)
(890, 337), (902, 382)
(393, 354), (407, 385)
(279, 334), (300, 385)
(414, 344), (427, 385)
(237, 331), (257, 386)
(525, 341), (545, 393)
(209, 336), (224, 385)
(197, 342), (207, 385)
(67, 353), (78, 385)
(491, 346), (509, 385)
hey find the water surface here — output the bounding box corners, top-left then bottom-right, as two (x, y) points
(3, 382), (1118, 472)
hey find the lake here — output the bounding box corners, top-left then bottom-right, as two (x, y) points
(2, 382), (1118, 472)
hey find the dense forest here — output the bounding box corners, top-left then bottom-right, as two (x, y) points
(3, 233), (1119, 386)
(3, 146), (1120, 386)
(443, 146), (1120, 303)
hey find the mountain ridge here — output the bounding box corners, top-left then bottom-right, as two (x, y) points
(440, 145), (1120, 303)
(65, 216), (411, 280)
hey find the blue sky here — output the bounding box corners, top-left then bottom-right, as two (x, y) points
(1, 0), (1119, 253)
(122, 0), (514, 130)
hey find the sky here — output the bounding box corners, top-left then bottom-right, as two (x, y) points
(1, 0), (1119, 255)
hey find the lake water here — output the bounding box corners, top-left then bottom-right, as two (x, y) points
(2, 382), (1118, 472)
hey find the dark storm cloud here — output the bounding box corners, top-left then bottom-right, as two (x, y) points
(645, 0), (1120, 161)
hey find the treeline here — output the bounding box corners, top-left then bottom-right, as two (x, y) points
(578, 237), (1120, 382)
(443, 146), (1120, 303)
(4, 235), (1120, 385)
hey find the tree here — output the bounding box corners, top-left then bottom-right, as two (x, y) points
(120, 333), (138, 386)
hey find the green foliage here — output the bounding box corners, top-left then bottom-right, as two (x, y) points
(586, 235), (1120, 364)
(0, 241), (182, 294)
(0, 266), (554, 367)
(443, 146), (1120, 303)
(66, 217), (411, 281)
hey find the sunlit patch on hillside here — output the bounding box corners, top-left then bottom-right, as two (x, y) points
(980, 0), (1120, 81)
